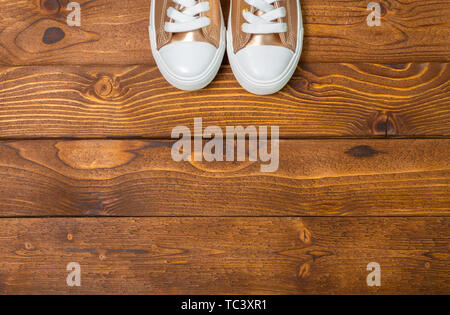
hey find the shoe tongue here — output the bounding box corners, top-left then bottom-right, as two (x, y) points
(255, 9), (264, 16)
(248, 9), (283, 46)
(169, 3), (208, 41)
(172, 29), (206, 41)
(169, 3), (205, 36)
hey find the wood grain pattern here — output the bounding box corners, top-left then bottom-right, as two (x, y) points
(1, 0), (449, 296)
(1, 0), (449, 65)
(1, 63), (449, 138)
(0, 139), (448, 217)
(0, 217), (448, 294)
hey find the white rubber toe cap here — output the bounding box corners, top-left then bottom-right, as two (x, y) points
(159, 41), (217, 79)
(236, 45), (294, 82)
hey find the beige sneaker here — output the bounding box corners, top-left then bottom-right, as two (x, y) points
(227, 0), (304, 95)
(149, 0), (226, 91)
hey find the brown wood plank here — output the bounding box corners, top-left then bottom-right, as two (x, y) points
(1, 0), (449, 65)
(0, 217), (448, 294)
(1, 63), (449, 138)
(0, 139), (448, 217)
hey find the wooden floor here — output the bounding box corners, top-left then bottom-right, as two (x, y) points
(0, 0), (449, 294)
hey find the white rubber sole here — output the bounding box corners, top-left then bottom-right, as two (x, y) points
(227, 1), (304, 95)
(149, 1), (226, 91)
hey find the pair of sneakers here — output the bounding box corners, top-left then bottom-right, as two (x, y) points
(149, 0), (303, 95)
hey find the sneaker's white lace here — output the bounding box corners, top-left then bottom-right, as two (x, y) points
(164, 0), (211, 33)
(242, 0), (287, 34)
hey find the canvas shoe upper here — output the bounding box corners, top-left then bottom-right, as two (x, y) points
(227, 0), (304, 95)
(149, 0), (226, 91)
